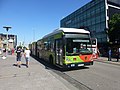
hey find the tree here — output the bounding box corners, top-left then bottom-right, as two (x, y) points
(108, 14), (120, 44)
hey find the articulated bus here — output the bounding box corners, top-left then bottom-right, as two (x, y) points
(30, 42), (37, 56)
(36, 28), (93, 68)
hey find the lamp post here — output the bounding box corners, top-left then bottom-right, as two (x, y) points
(3, 26), (12, 52)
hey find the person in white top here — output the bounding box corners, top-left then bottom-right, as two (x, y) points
(24, 47), (31, 68)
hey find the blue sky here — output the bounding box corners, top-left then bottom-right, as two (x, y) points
(0, 0), (91, 46)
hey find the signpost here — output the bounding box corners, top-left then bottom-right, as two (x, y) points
(3, 26), (12, 55)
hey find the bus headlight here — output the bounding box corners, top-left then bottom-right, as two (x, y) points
(90, 56), (93, 61)
(66, 57), (72, 63)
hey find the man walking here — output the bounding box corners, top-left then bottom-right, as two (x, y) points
(108, 47), (112, 61)
(16, 47), (22, 68)
(116, 47), (120, 62)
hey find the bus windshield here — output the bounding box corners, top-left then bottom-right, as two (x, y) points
(66, 38), (92, 55)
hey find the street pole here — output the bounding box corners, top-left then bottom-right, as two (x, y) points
(3, 26), (12, 55)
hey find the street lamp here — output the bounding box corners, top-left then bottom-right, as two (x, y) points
(3, 26), (12, 51)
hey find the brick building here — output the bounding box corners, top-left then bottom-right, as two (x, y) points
(0, 33), (17, 49)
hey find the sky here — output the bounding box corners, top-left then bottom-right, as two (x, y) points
(0, 0), (91, 46)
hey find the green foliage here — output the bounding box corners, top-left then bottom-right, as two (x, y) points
(108, 14), (120, 43)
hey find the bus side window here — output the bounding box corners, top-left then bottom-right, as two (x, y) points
(44, 42), (47, 50)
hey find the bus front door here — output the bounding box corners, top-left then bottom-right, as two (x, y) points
(55, 39), (63, 66)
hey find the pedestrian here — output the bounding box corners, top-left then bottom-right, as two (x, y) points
(97, 48), (100, 57)
(116, 47), (120, 62)
(3, 48), (6, 56)
(12, 48), (14, 55)
(108, 47), (112, 61)
(2, 48), (7, 59)
(24, 47), (31, 68)
(16, 47), (22, 68)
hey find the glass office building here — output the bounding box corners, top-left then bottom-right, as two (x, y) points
(60, 0), (120, 45)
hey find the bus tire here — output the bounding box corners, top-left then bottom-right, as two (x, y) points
(37, 52), (39, 58)
(49, 56), (53, 64)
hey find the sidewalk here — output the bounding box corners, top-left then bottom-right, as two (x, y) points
(94, 57), (120, 66)
(0, 55), (78, 90)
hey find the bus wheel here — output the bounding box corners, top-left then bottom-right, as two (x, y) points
(49, 56), (53, 64)
(38, 53), (39, 58)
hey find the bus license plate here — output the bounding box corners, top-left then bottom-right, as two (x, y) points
(78, 64), (84, 67)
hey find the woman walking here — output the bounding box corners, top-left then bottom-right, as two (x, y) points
(24, 47), (31, 68)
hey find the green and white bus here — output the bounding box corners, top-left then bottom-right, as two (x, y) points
(37, 28), (93, 68)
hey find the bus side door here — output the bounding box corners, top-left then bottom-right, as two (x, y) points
(55, 39), (63, 65)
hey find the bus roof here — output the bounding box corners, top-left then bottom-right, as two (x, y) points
(43, 28), (90, 39)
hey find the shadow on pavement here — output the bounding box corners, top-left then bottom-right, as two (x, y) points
(13, 64), (18, 67)
(13, 63), (27, 67)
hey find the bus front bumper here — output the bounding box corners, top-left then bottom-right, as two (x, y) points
(63, 61), (93, 68)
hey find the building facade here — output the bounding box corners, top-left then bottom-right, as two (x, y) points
(60, 0), (120, 45)
(0, 33), (17, 49)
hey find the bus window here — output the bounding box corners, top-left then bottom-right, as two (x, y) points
(66, 38), (92, 55)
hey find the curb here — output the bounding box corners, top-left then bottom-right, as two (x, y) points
(94, 57), (120, 66)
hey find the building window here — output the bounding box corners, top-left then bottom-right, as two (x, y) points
(96, 15), (101, 24)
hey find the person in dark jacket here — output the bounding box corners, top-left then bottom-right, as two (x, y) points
(16, 47), (22, 68)
(116, 47), (120, 62)
(108, 47), (112, 61)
